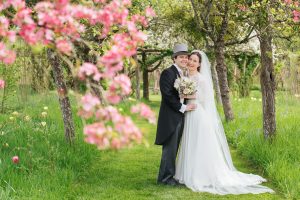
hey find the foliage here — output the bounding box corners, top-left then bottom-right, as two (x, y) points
(233, 53), (259, 97)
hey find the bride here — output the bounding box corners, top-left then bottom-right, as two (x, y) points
(174, 50), (274, 195)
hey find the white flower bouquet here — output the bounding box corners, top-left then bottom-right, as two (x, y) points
(174, 76), (197, 99)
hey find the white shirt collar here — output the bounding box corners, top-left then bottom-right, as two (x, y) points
(174, 64), (183, 74)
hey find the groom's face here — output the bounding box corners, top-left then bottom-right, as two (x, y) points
(174, 54), (189, 69)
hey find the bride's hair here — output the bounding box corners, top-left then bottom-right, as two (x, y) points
(190, 52), (202, 72)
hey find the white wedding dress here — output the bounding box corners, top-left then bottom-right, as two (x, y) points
(174, 51), (274, 195)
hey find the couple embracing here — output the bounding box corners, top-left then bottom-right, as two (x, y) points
(155, 44), (274, 195)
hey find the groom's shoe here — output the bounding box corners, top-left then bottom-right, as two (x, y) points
(158, 178), (179, 186)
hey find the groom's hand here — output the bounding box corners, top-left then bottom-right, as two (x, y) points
(186, 103), (197, 111)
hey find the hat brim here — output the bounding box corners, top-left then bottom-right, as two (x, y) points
(172, 51), (189, 59)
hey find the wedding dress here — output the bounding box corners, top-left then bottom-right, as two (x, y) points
(174, 50), (274, 195)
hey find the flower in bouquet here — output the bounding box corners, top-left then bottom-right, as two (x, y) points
(174, 76), (197, 95)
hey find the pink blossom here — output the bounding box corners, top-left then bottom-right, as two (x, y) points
(284, 0), (293, 5)
(111, 138), (121, 149)
(0, 79), (5, 89)
(145, 7), (156, 17)
(13, 8), (35, 27)
(77, 109), (93, 119)
(84, 122), (106, 136)
(19, 24), (38, 45)
(3, 50), (16, 64)
(56, 39), (73, 55)
(293, 10), (300, 22)
(0, 42), (16, 64)
(131, 15), (148, 27)
(81, 93), (101, 112)
(100, 46), (123, 67)
(113, 74), (131, 95)
(56, 0), (69, 8)
(105, 75), (131, 104)
(78, 63), (102, 81)
(12, 156), (19, 164)
(0, 16), (9, 36)
(131, 103), (156, 124)
(7, 0), (26, 10)
(106, 94), (122, 104)
(96, 106), (123, 122)
(7, 31), (16, 42)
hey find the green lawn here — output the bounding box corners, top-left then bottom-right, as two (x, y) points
(0, 90), (297, 199)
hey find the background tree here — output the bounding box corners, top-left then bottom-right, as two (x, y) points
(137, 48), (171, 100)
(237, 0), (299, 138)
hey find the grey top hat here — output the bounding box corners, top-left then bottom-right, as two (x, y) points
(172, 43), (189, 59)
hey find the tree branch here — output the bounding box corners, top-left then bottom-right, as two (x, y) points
(147, 60), (163, 72)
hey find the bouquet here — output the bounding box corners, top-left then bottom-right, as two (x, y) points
(174, 76), (197, 99)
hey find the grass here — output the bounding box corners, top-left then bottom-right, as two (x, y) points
(0, 90), (298, 199)
(223, 91), (300, 199)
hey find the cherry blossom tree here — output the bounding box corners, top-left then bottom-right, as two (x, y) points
(0, 0), (156, 149)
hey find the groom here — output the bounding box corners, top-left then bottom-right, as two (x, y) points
(155, 43), (197, 186)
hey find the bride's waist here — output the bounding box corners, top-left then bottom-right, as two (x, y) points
(187, 99), (198, 104)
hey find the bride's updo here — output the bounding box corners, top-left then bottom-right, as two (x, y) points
(190, 51), (202, 72)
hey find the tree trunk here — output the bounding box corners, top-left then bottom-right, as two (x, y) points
(211, 60), (222, 105)
(136, 68), (141, 100)
(47, 50), (75, 144)
(259, 33), (276, 138)
(134, 55), (141, 100)
(141, 51), (149, 100)
(143, 67), (149, 100)
(214, 42), (234, 121)
(153, 70), (160, 95)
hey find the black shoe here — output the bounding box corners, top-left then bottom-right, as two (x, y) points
(158, 178), (179, 186)
(177, 182), (185, 187)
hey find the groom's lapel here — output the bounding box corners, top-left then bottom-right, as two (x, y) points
(171, 65), (181, 78)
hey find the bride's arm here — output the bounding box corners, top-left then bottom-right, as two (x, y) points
(197, 77), (212, 108)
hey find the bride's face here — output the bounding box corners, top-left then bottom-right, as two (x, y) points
(188, 54), (200, 72)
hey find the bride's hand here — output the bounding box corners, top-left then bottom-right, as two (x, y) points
(186, 103), (197, 111)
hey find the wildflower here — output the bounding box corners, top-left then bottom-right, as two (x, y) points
(12, 156), (19, 164)
(41, 112), (47, 117)
(24, 115), (31, 121)
(41, 122), (47, 127)
(12, 111), (19, 116)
